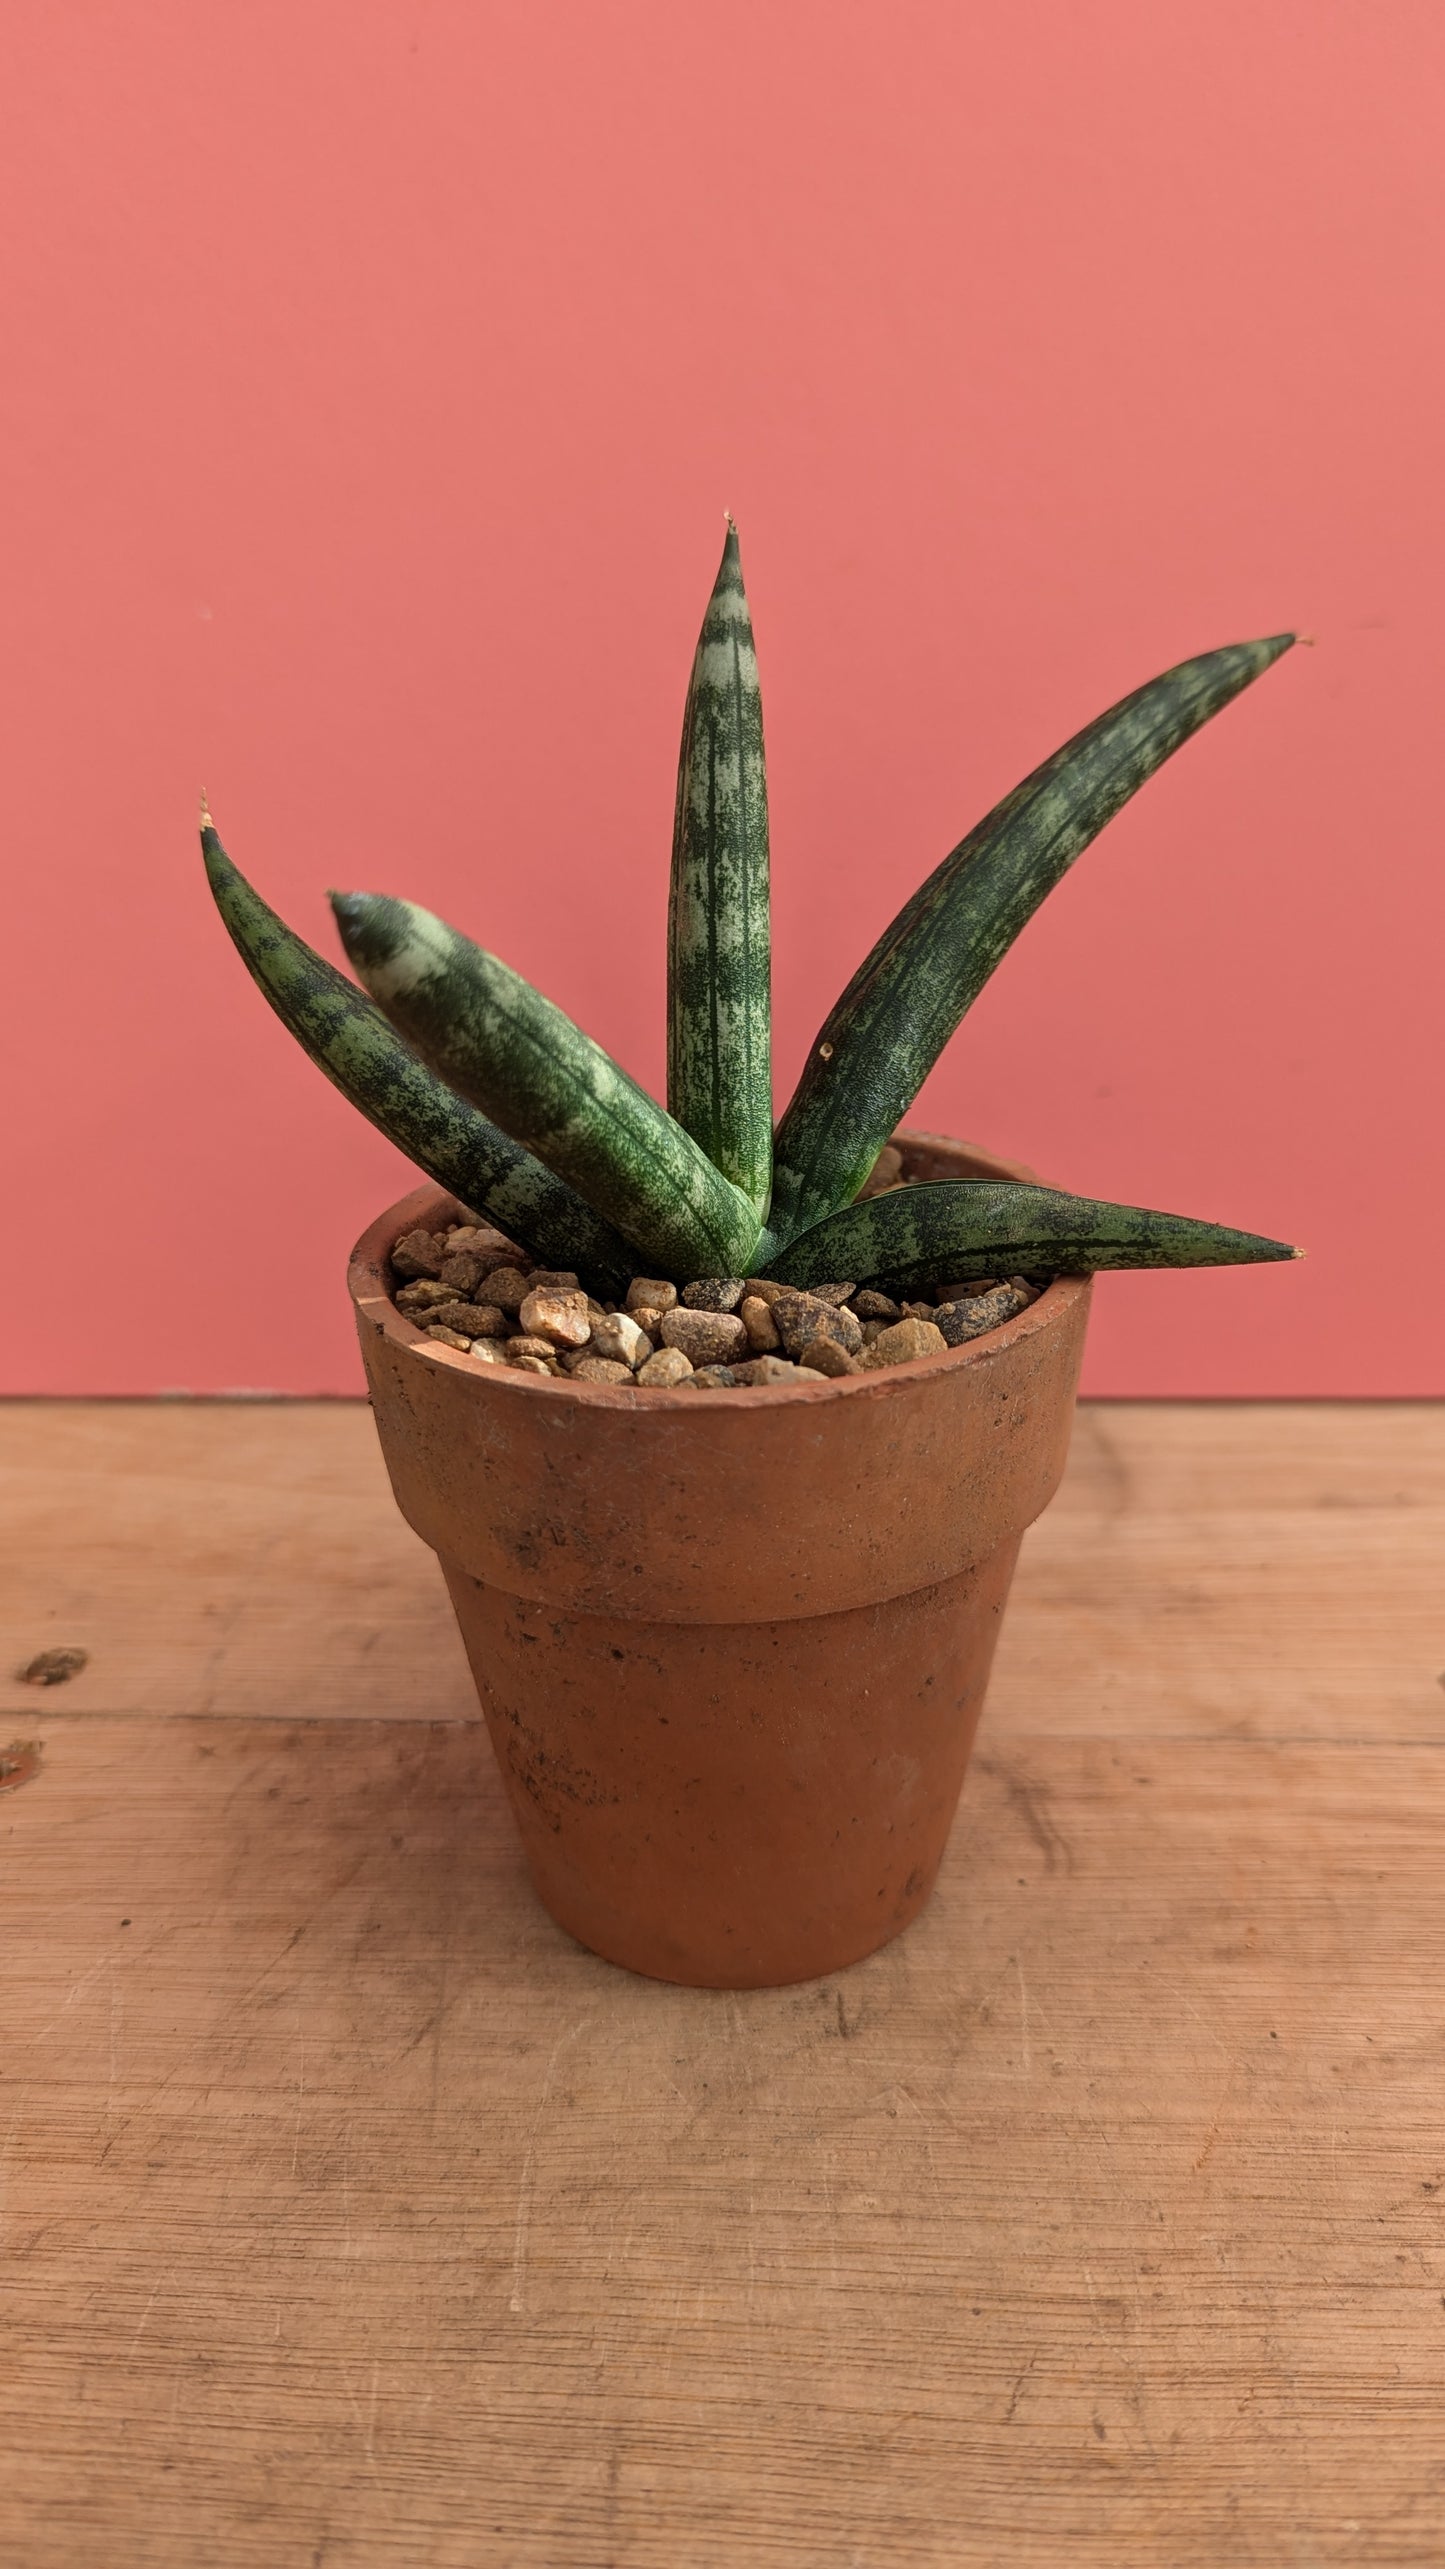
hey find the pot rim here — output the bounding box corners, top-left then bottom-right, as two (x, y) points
(347, 1127), (1092, 1413)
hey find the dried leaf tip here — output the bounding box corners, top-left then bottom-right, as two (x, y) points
(199, 789), (213, 830)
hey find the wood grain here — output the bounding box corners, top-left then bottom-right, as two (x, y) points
(0, 1401), (477, 1725)
(4, 1401), (1441, 1739)
(3, 1400), (1444, 2565)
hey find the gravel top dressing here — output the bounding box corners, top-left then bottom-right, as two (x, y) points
(389, 1197), (1046, 1392)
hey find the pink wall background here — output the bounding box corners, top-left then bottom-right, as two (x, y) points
(2, 2), (1441, 1395)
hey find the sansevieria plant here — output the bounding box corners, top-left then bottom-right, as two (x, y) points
(202, 522), (1299, 1304)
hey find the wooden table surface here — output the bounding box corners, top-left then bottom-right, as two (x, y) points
(2, 1398), (1443, 2567)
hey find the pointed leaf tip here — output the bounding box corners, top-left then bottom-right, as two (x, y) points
(760, 1178), (1301, 1294)
(328, 889), (407, 974)
(665, 510), (772, 1215)
(198, 841), (638, 1291)
(768, 629), (1300, 1241)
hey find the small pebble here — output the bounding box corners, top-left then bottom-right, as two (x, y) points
(629, 1305), (666, 1345)
(637, 1344), (693, 1387)
(1008, 1275), (1043, 1304)
(741, 1277), (786, 1306)
(680, 1277), (746, 1312)
(859, 1317), (891, 1346)
(851, 1289), (900, 1321)
(933, 1285), (1029, 1347)
(425, 1325), (472, 1350)
(626, 1278), (678, 1315)
(660, 1308), (748, 1367)
(468, 1339), (506, 1365)
(826, 1299), (863, 1354)
(425, 1300), (508, 1339)
(806, 1282), (857, 1307)
(901, 1301), (937, 1325)
(438, 1249), (499, 1295)
(480, 1265), (534, 1314)
(569, 1357), (633, 1384)
(519, 1285), (592, 1349)
(395, 1278), (455, 1315)
(935, 1277), (1000, 1305)
(391, 1227), (447, 1280)
(797, 1335), (861, 1378)
(469, 1303), (510, 1338)
(526, 1270), (580, 1294)
(586, 1309), (651, 1370)
(731, 1355), (803, 1386)
(740, 1295), (782, 1353)
(443, 1225), (519, 1265)
(770, 1291), (862, 1360)
(506, 1334), (561, 1363)
(682, 1364), (740, 1389)
(862, 1316), (948, 1368)
(507, 1353), (555, 1376)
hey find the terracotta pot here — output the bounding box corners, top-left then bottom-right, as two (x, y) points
(348, 1131), (1092, 1989)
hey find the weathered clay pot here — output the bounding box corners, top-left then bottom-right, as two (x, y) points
(349, 1132), (1091, 1989)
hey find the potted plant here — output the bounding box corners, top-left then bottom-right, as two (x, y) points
(203, 523), (1297, 1988)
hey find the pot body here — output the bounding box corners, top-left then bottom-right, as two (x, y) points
(349, 1132), (1092, 1987)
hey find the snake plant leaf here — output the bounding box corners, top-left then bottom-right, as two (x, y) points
(767, 634), (1295, 1246)
(666, 519), (772, 1215)
(201, 826), (636, 1296)
(761, 1177), (1301, 1298)
(331, 892), (763, 1281)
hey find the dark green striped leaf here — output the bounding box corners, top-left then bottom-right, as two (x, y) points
(331, 891), (762, 1281)
(768, 635), (1295, 1246)
(666, 520), (772, 1215)
(201, 827), (636, 1296)
(760, 1178), (1300, 1297)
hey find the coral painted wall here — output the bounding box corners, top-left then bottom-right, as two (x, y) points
(2, 2), (1441, 1393)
